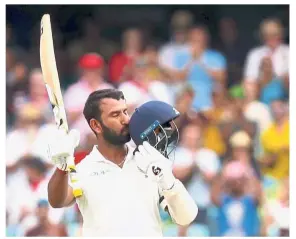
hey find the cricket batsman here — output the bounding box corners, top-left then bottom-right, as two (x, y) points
(47, 89), (198, 236)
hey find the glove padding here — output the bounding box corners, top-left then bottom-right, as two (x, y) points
(135, 141), (176, 190)
(48, 129), (80, 171)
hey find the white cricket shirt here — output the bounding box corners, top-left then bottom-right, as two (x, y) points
(72, 143), (164, 237)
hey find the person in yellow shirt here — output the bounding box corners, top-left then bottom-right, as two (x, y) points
(260, 99), (289, 180)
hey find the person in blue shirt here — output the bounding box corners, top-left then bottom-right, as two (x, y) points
(173, 25), (227, 112)
(211, 160), (262, 236)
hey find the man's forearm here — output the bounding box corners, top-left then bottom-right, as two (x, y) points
(48, 168), (72, 208)
(162, 180), (198, 226)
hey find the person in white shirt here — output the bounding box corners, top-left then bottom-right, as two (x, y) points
(243, 18), (289, 83)
(47, 89), (198, 237)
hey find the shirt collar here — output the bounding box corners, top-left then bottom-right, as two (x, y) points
(89, 143), (135, 164)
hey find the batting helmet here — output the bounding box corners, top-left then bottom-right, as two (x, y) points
(129, 101), (180, 158)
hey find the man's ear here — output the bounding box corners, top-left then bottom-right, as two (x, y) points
(90, 118), (102, 134)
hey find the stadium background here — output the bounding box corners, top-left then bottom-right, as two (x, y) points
(6, 5), (289, 237)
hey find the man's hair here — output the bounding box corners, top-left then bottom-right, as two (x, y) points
(83, 89), (125, 126)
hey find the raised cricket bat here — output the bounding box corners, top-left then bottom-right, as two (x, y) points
(40, 14), (82, 198)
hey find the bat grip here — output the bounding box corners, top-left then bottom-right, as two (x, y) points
(68, 157), (83, 198)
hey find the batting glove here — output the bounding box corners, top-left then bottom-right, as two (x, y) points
(135, 141), (176, 191)
(48, 129), (80, 171)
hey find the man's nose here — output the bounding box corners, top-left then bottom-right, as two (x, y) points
(121, 113), (130, 125)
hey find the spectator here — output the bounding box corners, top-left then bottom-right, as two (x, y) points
(7, 156), (47, 226)
(64, 53), (113, 144)
(6, 54), (27, 89)
(158, 10), (194, 104)
(229, 131), (261, 179)
(218, 92), (257, 157)
(215, 17), (247, 87)
(118, 57), (172, 114)
(172, 123), (220, 237)
(109, 28), (143, 84)
(243, 18), (289, 85)
(232, 81), (273, 158)
(158, 10), (192, 76)
(260, 99), (289, 180)
(8, 62), (28, 94)
(258, 56), (288, 105)
(6, 103), (62, 172)
(6, 104), (45, 174)
(15, 69), (52, 122)
(174, 25), (227, 112)
(25, 200), (68, 236)
(211, 160), (262, 236)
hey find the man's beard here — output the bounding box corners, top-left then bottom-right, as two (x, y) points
(101, 121), (131, 146)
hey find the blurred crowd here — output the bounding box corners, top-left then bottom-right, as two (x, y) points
(6, 8), (289, 237)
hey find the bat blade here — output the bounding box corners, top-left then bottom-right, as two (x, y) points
(40, 14), (68, 132)
(40, 14), (83, 198)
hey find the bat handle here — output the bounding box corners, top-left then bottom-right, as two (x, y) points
(68, 157), (83, 198)
(69, 168), (83, 197)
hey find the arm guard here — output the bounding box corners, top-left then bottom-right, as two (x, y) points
(161, 180), (198, 226)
